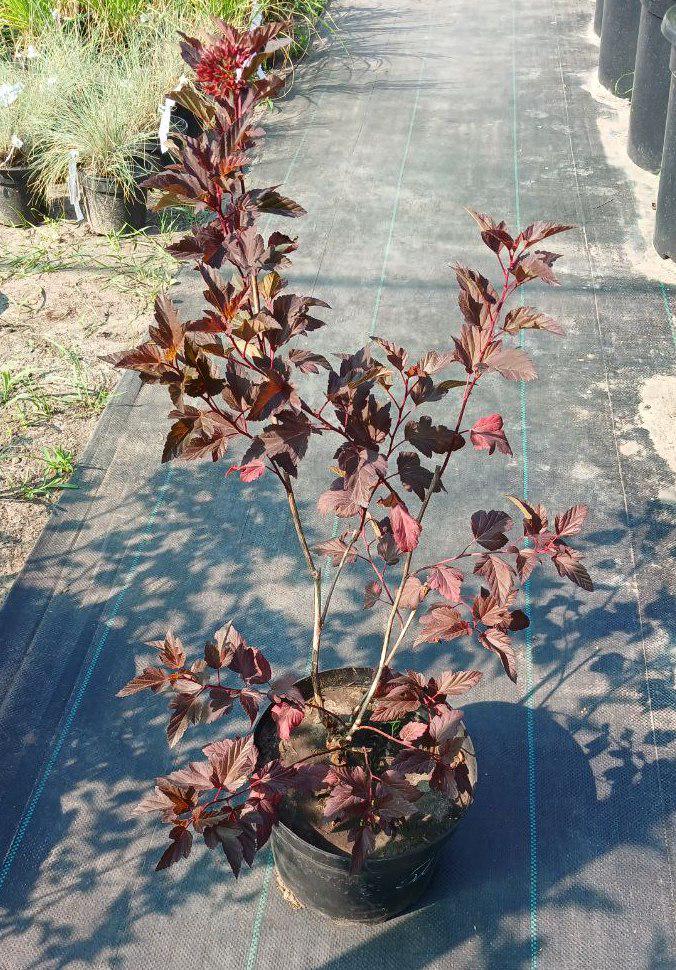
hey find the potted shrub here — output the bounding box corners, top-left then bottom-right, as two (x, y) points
(0, 63), (42, 226)
(115, 21), (594, 922)
(30, 22), (185, 234)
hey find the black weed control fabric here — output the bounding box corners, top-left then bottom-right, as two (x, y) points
(0, 1), (673, 966)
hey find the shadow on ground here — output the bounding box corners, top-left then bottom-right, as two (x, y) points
(0, 449), (672, 967)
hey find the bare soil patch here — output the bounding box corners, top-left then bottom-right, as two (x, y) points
(0, 218), (179, 606)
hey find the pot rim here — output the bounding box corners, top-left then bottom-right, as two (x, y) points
(663, 5), (676, 45)
(81, 172), (146, 195)
(0, 165), (30, 176)
(255, 665), (477, 871)
(641, 0), (673, 17)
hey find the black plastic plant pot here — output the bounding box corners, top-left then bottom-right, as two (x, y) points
(0, 166), (43, 227)
(44, 184), (80, 222)
(255, 667), (477, 924)
(599, 0), (642, 97)
(595, 0), (605, 36)
(654, 5), (676, 258)
(174, 103), (202, 140)
(81, 174), (147, 236)
(628, 0), (673, 170)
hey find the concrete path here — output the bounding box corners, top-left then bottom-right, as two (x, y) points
(0, 1), (674, 967)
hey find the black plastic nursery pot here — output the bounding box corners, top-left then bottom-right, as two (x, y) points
(254, 667), (478, 924)
(81, 174), (147, 235)
(0, 166), (42, 227)
(654, 5), (676, 258)
(44, 183), (80, 222)
(628, 0), (673, 171)
(599, 0), (642, 97)
(174, 103), (202, 140)
(595, 0), (605, 36)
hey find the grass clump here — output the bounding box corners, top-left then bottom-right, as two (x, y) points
(28, 21), (186, 198)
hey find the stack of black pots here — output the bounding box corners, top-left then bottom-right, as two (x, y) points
(654, 6), (676, 258)
(596, 1), (676, 260)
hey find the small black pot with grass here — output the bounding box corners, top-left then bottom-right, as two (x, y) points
(0, 164), (43, 227)
(654, 4), (676, 258)
(628, 0), (673, 171)
(81, 173), (147, 235)
(599, 0), (642, 97)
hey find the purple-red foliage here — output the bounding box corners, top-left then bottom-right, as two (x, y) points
(116, 21), (593, 875)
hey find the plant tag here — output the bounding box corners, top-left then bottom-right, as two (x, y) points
(68, 149), (84, 221)
(159, 98), (175, 154)
(249, 4), (265, 78)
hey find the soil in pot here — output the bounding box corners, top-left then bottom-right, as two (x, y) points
(0, 166), (43, 227)
(255, 667), (477, 921)
(81, 174), (147, 235)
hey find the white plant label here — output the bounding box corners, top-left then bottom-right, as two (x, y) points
(249, 5), (266, 79)
(159, 98), (176, 154)
(68, 149), (84, 222)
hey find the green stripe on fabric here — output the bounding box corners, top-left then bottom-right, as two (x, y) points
(512, 2), (538, 966)
(368, 46), (428, 339)
(245, 847), (274, 970)
(245, 36), (430, 970)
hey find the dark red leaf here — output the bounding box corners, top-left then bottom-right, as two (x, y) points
(513, 253), (561, 286)
(157, 629), (186, 669)
(414, 604), (471, 646)
(270, 698), (305, 739)
(363, 580), (382, 609)
(435, 669), (483, 696)
(349, 826), (375, 874)
(399, 720), (428, 743)
(554, 504), (589, 538)
(470, 414), (512, 456)
(474, 553), (513, 602)
(552, 549), (594, 591)
(405, 416), (465, 458)
(117, 667), (168, 696)
(315, 537), (358, 566)
(400, 576), (425, 610)
(427, 564), (463, 602)
(503, 305), (564, 336)
(156, 826), (193, 870)
(372, 336), (408, 372)
(287, 348), (331, 373)
(388, 502), (422, 553)
(167, 692), (208, 747)
(471, 510), (513, 550)
(202, 736), (257, 791)
(479, 627), (518, 682)
(517, 220), (573, 248)
(508, 609), (530, 631)
(260, 410), (313, 478)
(486, 346), (537, 381)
